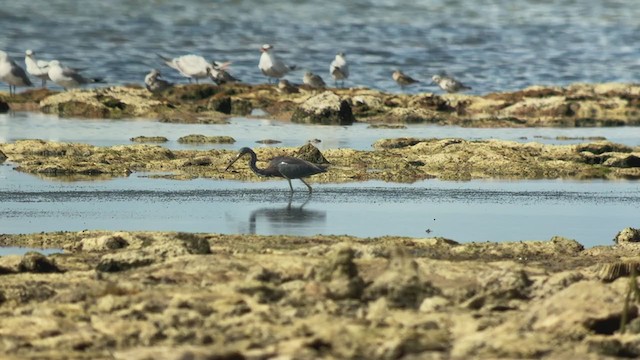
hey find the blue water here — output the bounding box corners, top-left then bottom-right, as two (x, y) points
(1, 163), (638, 247)
(2, 112), (639, 151)
(1, 1), (640, 247)
(1, 0), (639, 94)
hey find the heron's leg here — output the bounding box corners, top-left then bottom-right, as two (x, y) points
(299, 178), (313, 193)
(286, 178), (294, 192)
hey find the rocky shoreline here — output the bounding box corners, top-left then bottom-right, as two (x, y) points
(1, 137), (639, 182)
(1, 230), (640, 359)
(2, 83), (640, 359)
(1, 82), (640, 127)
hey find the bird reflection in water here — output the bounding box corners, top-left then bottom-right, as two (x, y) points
(248, 194), (326, 234)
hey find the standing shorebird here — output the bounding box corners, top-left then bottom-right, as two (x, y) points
(207, 63), (240, 85)
(157, 53), (232, 84)
(431, 74), (471, 93)
(24, 50), (51, 88)
(225, 147), (327, 193)
(329, 52), (349, 87)
(392, 70), (419, 89)
(258, 44), (296, 83)
(277, 79), (299, 94)
(303, 71), (326, 89)
(0, 50), (32, 95)
(144, 69), (173, 94)
(47, 60), (104, 90)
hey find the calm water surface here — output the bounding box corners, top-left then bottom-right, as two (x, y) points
(1, 1), (639, 93)
(2, 112), (639, 150)
(2, 1), (640, 248)
(1, 164), (638, 247)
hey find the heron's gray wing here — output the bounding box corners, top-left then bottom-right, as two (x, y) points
(276, 157), (327, 179)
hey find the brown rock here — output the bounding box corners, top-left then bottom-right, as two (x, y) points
(614, 227), (640, 243)
(291, 91), (354, 125)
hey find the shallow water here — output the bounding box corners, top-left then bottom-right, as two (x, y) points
(1, 1), (639, 94)
(0, 247), (63, 256)
(1, 164), (638, 247)
(2, 112), (639, 151)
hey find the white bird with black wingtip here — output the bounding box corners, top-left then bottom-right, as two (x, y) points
(329, 52), (349, 87)
(258, 44), (296, 83)
(47, 60), (104, 90)
(24, 49), (51, 88)
(0, 50), (32, 95)
(431, 74), (471, 93)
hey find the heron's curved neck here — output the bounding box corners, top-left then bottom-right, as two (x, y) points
(246, 150), (272, 177)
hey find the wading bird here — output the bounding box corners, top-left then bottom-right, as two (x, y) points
(144, 69), (172, 94)
(24, 49), (51, 87)
(47, 60), (104, 90)
(303, 71), (326, 89)
(258, 44), (296, 83)
(329, 52), (348, 87)
(0, 50), (32, 95)
(392, 70), (419, 89)
(225, 147), (327, 193)
(431, 74), (471, 93)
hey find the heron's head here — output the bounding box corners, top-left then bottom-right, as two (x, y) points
(25, 49), (34, 56)
(225, 147), (253, 171)
(337, 52), (346, 58)
(260, 44), (273, 53)
(431, 75), (442, 84)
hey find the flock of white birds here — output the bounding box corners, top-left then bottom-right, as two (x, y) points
(0, 45), (470, 96)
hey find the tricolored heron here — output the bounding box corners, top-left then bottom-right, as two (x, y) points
(225, 147), (327, 193)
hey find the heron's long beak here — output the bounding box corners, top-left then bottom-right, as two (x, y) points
(224, 154), (241, 171)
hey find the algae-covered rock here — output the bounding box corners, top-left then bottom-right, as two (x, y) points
(39, 87), (170, 119)
(311, 245), (365, 300)
(177, 134), (236, 144)
(130, 136), (169, 143)
(296, 143), (329, 164)
(364, 249), (441, 309)
(0, 149), (7, 162)
(614, 227), (640, 243)
(291, 91), (354, 125)
(17, 252), (62, 273)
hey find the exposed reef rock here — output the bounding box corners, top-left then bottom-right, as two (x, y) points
(1, 230), (640, 359)
(291, 91), (355, 125)
(3, 82), (639, 126)
(1, 138), (639, 182)
(176, 134), (235, 144)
